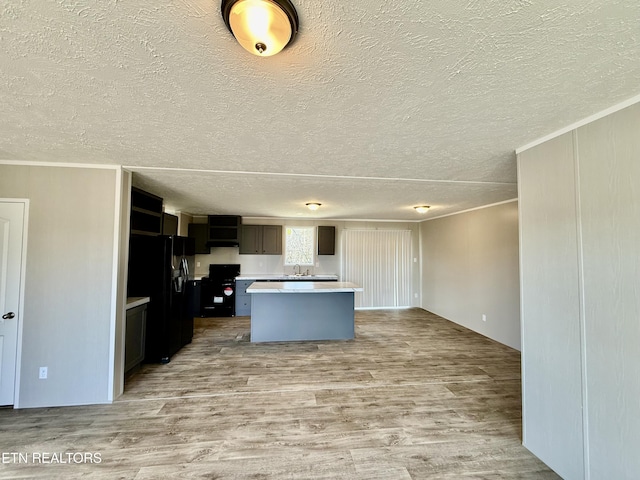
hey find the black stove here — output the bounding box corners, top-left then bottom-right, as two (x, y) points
(200, 264), (240, 317)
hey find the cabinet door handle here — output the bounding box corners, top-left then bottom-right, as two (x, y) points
(2, 312), (15, 320)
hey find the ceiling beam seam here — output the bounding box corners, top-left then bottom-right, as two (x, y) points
(123, 166), (516, 186)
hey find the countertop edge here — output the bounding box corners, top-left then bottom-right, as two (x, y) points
(126, 297), (151, 310)
(236, 274), (339, 281)
(246, 281), (363, 294)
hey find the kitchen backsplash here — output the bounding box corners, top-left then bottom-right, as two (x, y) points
(194, 247), (341, 277)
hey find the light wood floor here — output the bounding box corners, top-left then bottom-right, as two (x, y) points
(0, 309), (559, 479)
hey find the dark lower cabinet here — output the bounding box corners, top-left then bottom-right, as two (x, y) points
(125, 304), (147, 373)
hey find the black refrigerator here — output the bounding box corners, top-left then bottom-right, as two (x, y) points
(127, 235), (196, 363)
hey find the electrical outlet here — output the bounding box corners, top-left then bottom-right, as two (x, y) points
(196, 261), (201, 267)
(39, 367), (48, 379)
(482, 314), (487, 322)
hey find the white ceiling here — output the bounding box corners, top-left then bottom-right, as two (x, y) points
(1, 1), (639, 220)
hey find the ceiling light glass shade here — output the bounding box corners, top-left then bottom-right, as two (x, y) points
(222, 0), (299, 57)
(306, 203), (321, 211)
(414, 206), (430, 214)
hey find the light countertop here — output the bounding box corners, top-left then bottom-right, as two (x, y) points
(236, 274), (339, 281)
(246, 281), (362, 294)
(126, 297), (151, 310)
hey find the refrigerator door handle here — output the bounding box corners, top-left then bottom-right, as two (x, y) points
(182, 257), (189, 277)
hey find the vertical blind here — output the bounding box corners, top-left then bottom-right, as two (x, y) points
(341, 229), (412, 308)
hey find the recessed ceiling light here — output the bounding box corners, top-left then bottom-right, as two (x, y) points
(306, 202), (321, 211)
(221, 0), (299, 57)
(414, 205), (430, 214)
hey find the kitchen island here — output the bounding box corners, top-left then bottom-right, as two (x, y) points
(246, 281), (363, 342)
(235, 274), (338, 316)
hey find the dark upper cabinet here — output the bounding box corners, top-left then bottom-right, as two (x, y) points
(239, 225), (282, 255)
(188, 223), (209, 254)
(162, 213), (178, 236)
(207, 215), (241, 246)
(318, 226), (336, 255)
(262, 225), (282, 254)
(183, 235), (196, 256)
(130, 187), (163, 236)
(239, 225), (261, 254)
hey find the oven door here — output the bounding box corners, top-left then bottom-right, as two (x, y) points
(221, 282), (235, 300)
(201, 278), (236, 317)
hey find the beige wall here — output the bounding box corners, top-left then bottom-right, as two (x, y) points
(518, 101), (640, 479)
(518, 133), (584, 478)
(177, 212), (192, 237)
(420, 201), (521, 350)
(0, 164), (118, 408)
(576, 103), (640, 479)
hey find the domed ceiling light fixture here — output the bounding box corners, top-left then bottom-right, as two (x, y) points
(221, 0), (299, 57)
(306, 203), (321, 211)
(414, 206), (430, 214)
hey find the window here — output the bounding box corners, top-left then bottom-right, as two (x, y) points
(284, 226), (315, 266)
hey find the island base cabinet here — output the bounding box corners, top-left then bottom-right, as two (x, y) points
(250, 292), (355, 342)
(235, 295), (251, 316)
(235, 280), (253, 316)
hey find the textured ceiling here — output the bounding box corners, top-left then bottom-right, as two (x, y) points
(1, 0), (639, 220)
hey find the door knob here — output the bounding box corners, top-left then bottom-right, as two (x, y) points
(2, 312), (15, 320)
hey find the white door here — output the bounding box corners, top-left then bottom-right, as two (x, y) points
(0, 202), (25, 406)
